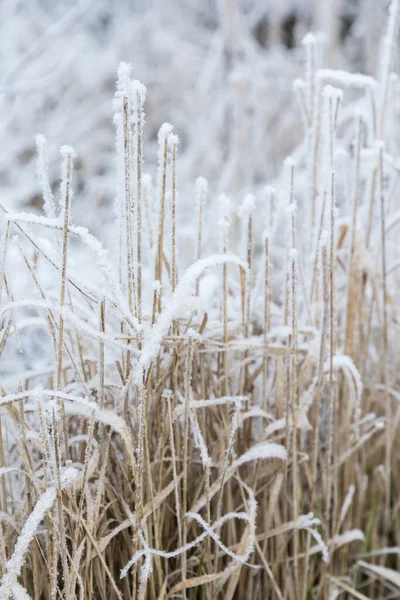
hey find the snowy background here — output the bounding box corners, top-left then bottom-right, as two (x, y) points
(0, 0), (391, 240)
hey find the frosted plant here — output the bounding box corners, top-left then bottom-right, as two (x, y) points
(0, 1), (400, 598)
(0, 467), (81, 600)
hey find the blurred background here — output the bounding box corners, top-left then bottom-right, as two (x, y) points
(0, 0), (393, 239)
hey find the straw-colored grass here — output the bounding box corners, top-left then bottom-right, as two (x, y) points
(1, 3), (400, 599)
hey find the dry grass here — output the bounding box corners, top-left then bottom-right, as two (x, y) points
(1, 5), (400, 599)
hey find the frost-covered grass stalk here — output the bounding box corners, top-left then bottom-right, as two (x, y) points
(1, 3), (400, 599)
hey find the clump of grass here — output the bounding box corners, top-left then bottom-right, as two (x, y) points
(1, 3), (400, 599)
